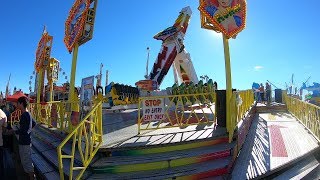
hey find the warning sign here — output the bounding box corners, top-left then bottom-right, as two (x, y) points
(142, 98), (165, 121)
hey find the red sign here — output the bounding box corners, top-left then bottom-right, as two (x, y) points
(135, 80), (158, 91)
(64, 0), (90, 52)
(142, 98), (165, 122)
(199, 0), (247, 38)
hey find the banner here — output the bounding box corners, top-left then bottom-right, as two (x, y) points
(80, 76), (94, 119)
(142, 98), (165, 122)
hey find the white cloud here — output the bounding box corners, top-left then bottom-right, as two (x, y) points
(254, 66), (263, 71)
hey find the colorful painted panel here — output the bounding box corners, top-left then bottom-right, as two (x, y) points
(64, 0), (90, 52)
(149, 45), (177, 86)
(35, 33), (53, 73)
(154, 6), (192, 41)
(199, 0), (247, 38)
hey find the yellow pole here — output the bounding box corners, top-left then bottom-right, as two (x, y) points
(222, 35), (232, 140)
(138, 98), (141, 134)
(49, 58), (54, 102)
(49, 80), (53, 102)
(68, 43), (79, 106)
(36, 70), (43, 104)
(36, 69), (44, 122)
(98, 102), (102, 142)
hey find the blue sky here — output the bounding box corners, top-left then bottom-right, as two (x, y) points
(0, 0), (319, 95)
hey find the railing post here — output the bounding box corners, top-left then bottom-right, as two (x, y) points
(138, 98), (141, 134)
(222, 35), (233, 139)
(98, 102), (103, 142)
(57, 146), (64, 180)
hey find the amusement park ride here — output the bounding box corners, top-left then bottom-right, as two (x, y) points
(284, 75), (320, 106)
(105, 6), (218, 108)
(301, 80), (320, 106)
(136, 6), (199, 91)
(19, 5), (220, 109)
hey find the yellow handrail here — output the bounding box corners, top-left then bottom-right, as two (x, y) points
(283, 93), (320, 141)
(57, 101), (103, 180)
(229, 90), (254, 142)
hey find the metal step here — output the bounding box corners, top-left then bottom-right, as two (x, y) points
(273, 155), (320, 180)
(92, 142), (233, 173)
(87, 157), (231, 180)
(100, 125), (227, 151)
(255, 104), (287, 113)
(32, 147), (55, 173)
(102, 129), (228, 157)
(42, 171), (61, 180)
(32, 129), (83, 179)
(32, 126), (86, 166)
(33, 126), (63, 144)
(31, 126), (93, 179)
(32, 134), (55, 152)
(38, 124), (69, 138)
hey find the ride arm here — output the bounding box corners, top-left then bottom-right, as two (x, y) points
(147, 6), (193, 88)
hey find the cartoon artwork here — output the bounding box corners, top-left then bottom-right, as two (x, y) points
(199, 0), (247, 38)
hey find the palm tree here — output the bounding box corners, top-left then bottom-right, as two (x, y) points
(200, 75), (209, 83)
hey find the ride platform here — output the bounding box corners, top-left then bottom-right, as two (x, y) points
(88, 107), (235, 179)
(231, 103), (320, 179)
(7, 101), (319, 179)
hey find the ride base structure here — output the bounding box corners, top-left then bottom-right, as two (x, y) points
(26, 89), (320, 180)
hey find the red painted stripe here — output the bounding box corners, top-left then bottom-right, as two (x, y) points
(198, 149), (230, 162)
(269, 125), (288, 157)
(192, 167), (228, 179)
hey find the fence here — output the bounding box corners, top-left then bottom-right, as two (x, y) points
(29, 101), (79, 133)
(138, 92), (216, 133)
(283, 93), (320, 141)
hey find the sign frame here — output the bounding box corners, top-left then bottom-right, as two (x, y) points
(198, 0), (247, 38)
(35, 33), (53, 72)
(64, 0), (91, 52)
(80, 75), (95, 118)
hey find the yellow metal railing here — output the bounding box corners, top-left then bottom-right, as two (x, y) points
(10, 109), (21, 126)
(138, 92), (216, 134)
(283, 93), (320, 141)
(57, 101), (103, 180)
(228, 90), (254, 142)
(29, 101), (79, 133)
(236, 90), (254, 123)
